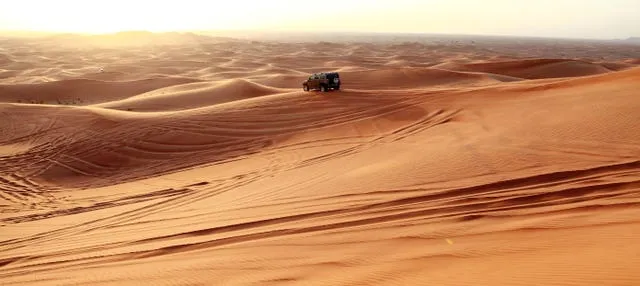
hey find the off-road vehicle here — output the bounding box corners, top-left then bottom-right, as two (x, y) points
(302, 72), (340, 92)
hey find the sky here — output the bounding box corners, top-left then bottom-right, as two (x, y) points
(0, 0), (638, 39)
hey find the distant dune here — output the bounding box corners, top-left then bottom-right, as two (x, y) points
(627, 58), (640, 64)
(624, 37), (640, 43)
(1, 32), (639, 286)
(433, 58), (614, 79)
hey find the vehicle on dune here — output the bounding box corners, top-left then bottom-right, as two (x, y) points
(302, 72), (341, 92)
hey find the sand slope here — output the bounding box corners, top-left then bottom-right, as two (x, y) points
(1, 33), (640, 286)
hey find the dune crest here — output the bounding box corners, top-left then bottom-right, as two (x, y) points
(1, 33), (640, 286)
(95, 78), (291, 111)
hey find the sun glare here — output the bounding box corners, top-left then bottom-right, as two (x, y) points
(1, 0), (315, 34)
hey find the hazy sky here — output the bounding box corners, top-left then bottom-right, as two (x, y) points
(1, 0), (638, 39)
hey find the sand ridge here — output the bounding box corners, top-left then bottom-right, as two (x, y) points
(1, 32), (640, 286)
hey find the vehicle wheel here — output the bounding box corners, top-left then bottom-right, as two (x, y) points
(303, 85), (309, 91)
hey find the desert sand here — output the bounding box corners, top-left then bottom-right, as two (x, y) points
(1, 32), (640, 285)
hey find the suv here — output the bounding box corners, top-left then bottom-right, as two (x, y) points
(303, 72), (341, 92)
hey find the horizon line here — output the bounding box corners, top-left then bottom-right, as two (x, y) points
(1, 28), (637, 41)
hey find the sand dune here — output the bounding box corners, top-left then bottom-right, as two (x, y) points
(251, 67), (522, 90)
(599, 61), (636, 71)
(626, 58), (640, 64)
(0, 53), (13, 66)
(95, 79), (291, 111)
(340, 67), (523, 89)
(1, 33), (640, 286)
(434, 58), (615, 79)
(0, 77), (200, 105)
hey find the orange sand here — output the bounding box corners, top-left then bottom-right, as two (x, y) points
(1, 32), (640, 286)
